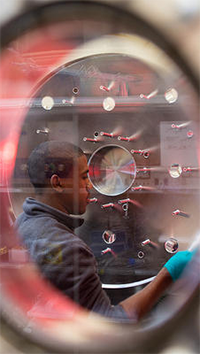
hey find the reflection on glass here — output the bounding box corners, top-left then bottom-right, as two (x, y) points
(89, 145), (136, 196)
(102, 230), (116, 244)
(164, 88), (178, 103)
(1, 5), (198, 332)
(41, 96), (54, 110)
(102, 97), (116, 111)
(169, 163), (182, 178)
(164, 238), (179, 253)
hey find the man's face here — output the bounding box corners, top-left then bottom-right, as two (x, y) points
(60, 155), (92, 215)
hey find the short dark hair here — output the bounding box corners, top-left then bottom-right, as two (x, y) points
(28, 141), (84, 193)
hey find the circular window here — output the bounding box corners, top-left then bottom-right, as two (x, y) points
(0, 1), (199, 353)
(89, 145), (136, 196)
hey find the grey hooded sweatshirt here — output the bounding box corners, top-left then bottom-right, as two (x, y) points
(15, 197), (127, 320)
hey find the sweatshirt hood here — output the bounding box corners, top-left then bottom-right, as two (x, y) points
(23, 197), (84, 230)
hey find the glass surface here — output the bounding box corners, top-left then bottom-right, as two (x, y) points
(169, 163), (182, 178)
(164, 238), (179, 253)
(5, 41), (200, 290)
(0, 4), (199, 350)
(102, 230), (116, 244)
(89, 145), (136, 196)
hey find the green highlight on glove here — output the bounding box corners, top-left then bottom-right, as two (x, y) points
(164, 249), (197, 282)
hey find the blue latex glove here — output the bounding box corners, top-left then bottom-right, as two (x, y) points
(164, 249), (197, 282)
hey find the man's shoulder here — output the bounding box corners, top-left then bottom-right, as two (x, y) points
(15, 209), (72, 235)
(15, 210), (93, 257)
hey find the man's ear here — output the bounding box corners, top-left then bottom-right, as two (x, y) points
(50, 174), (63, 192)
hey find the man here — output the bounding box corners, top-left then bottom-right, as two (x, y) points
(15, 141), (196, 321)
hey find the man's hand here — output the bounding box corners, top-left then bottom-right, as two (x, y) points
(119, 268), (172, 321)
(119, 249), (197, 321)
(164, 249), (197, 282)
